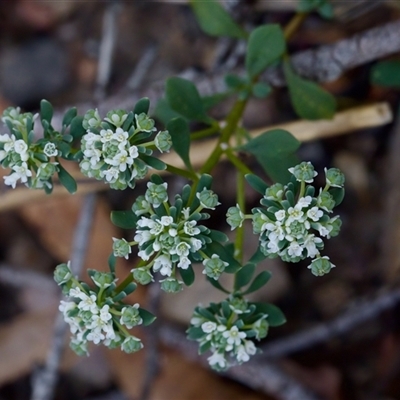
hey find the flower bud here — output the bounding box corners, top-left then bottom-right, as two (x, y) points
(308, 256), (335, 276)
(132, 267), (154, 285)
(317, 191), (335, 212)
(120, 304), (143, 329)
(202, 254), (228, 280)
(264, 183), (285, 201)
(70, 339), (89, 356)
(289, 162), (318, 183)
(160, 278), (183, 293)
(89, 270), (115, 288)
(155, 130), (172, 153)
(135, 112), (156, 132)
(112, 238), (131, 259)
(196, 188), (220, 210)
(226, 205), (244, 230)
(132, 195), (151, 216)
(253, 318), (269, 340)
(104, 109), (128, 127)
(325, 168), (345, 188)
(82, 109), (101, 130)
(145, 182), (168, 208)
(54, 262), (72, 285)
(328, 216), (342, 237)
(121, 336), (143, 353)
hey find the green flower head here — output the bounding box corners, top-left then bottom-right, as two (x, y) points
(197, 188), (220, 210)
(104, 109), (128, 128)
(54, 261), (72, 286)
(82, 109), (101, 130)
(145, 182), (168, 208)
(202, 254), (228, 280)
(289, 161), (318, 183)
(226, 204), (244, 230)
(308, 256), (335, 276)
(121, 336), (143, 353)
(112, 238), (132, 259)
(325, 168), (345, 188)
(155, 130), (172, 153)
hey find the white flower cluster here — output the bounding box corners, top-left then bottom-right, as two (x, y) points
(80, 109), (171, 190)
(188, 296), (269, 371)
(54, 262), (146, 356)
(0, 108), (59, 190)
(113, 178), (229, 290)
(251, 162), (344, 276)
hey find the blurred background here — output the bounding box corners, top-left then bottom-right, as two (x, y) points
(1, 1), (400, 399)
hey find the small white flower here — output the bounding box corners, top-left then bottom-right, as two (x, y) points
(129, 145), (139, 159)
(287, 241), (303, 257)
(190, 238), (202, 252)
(236, 345), (250, 363)
(222, 325), (246, 347)
(114, 127), (129, 143)
(184, 220), (200, 236)
(43, 142), (58, 157)
(177, 256), (191, 270)
(208, 352), (227, 369)
(112, 150), (133, 172)
(3, 172), (19, 188)
(99, 305), (112, 322)
(153, 254), (172, 276)
(303, 234), (322, 258)
(174, 242), (191, 257)
(307, 206), (323, 222)
(275, 210), (286, 221)
(87, 330), (105, 345)
(201, 321), (217, 333)
(160, 216), (173, 226)
(297, 196), (312, 208)
(104, 167), (119, 182)
(13, 162), (32, 183)
(78, 293), (99, 314)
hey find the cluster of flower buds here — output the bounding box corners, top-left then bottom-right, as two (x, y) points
(112, 175), (233, 292)
(227, 162), (344, 276)
(54, 261), (154, 356)
(79, 108), (171, 190)
(187, 295), (274, 371)
(0, 107), (60, 190)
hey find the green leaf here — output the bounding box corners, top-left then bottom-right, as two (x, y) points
(208, 229), (228, 244)
(199, 340), (212, 354)
(140, 154), (167, 171)
(190, 0), (247, 39)
(108, 253), (116, 274)
(111, 210), (138, 229)
(202, 92), (231, 110)
(330, 187), (345, 207)
(224, 74), (247, 90)
(318, 2), (334, 19)
(138, 308), (157, 326)
(69, 116), (86, 140)
(297, 0), (323, 12)
(187, 326), (205, 340)
(243, 271), (272, 295)
(370, 60), (400, 88)
(62, 107), (77, 127)
(180, 264), (195, 286)
(254, 302), (286, 326)
(252, 82), (272, 98)
(246, 24), (286, 78)
(167, 117), (192, 170)
(284, 61), (336, 120)
(245, 174), (269, 195)
(134, 97), (150, 115)
(249, 246), (267, 264)
(166, 77), (210, 123)
(206, 276), (230, 294)
(154, 98), (187, 127)
(234, 263), (256, 291)
(241, 129), (300, 183)
(40, 99), (53, 123)
(57, 164), (77, 194)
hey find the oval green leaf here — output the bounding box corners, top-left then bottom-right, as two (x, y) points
(284, 61), (336, 120)
(246, 24), (286, 78)
(190, 0), (247, 39)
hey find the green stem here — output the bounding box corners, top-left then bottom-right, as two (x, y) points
(225, 150), (253, 176)
(191, 122), (221, 141)
(114, 259), (146, 295)
(199, 99), (247, 175)
(283, 12), (307, 40)
(164, 163), (198, 181)
(234, 171), (245, 264)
